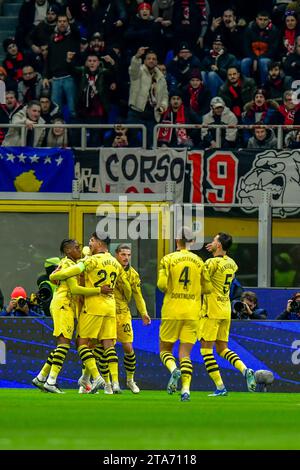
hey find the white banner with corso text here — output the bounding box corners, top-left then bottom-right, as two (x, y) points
(99, 148), (187, 202)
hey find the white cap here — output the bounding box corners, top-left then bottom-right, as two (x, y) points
(211, 96), (225, 108)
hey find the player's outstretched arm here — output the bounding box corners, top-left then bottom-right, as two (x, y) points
(50, 261), (85, 281)
(66, 277), (101, 296)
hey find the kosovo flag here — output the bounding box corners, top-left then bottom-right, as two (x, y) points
(0, 147), (75, 192)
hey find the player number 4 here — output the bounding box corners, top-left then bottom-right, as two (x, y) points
(179, 266), (190, 290)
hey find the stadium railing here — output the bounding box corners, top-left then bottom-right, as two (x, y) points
(1, 123), (300, 149)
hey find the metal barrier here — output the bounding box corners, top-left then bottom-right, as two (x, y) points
(152, 123), (300, 149)
(2, 122), (300, 149)
(0, 123), (147, 149)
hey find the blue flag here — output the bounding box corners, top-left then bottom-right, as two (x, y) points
(0, 147), (75, 192)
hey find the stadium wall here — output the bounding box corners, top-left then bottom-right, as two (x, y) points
(0, 319), (299, 393)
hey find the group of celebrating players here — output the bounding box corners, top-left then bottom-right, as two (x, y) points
(32, 228), (257, 400)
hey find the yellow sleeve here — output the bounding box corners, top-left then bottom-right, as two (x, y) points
(132, 274), (147, 315)
(205, 258), (218, 277)
(157, 257), (168, 292)
(49, 261), (85, 281)
(118, 269), (132, 302)
(66, 277), (100, 296)
(201, 265), (212, 295)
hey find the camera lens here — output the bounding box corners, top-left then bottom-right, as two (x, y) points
(290, 300), (300, 313)
(234, 301), (245, 313)
(17, 298), (26, 308)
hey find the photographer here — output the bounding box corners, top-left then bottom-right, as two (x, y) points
(232, 291), (267, 320)
(36, 257), (60, 316)
(276, 292), (300, 320)
(0, 286), (44, 317)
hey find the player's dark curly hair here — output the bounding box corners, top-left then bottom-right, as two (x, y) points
(217, 232), (232, 251)
(92, 231), (111, 246)
(59, 238), (77, 255)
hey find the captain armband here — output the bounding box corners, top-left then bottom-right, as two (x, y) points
(77, 261), (86, 273)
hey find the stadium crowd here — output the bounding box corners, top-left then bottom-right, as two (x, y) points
(1, 1), (300, 148)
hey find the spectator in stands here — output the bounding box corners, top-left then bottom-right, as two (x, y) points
(172, 0), (209, 53)
(2, 100), (46, 147)
(152, 0), (174, 59)
(17, 65), (44, 105)
(0, 65), (17, 95)
(284, 34), (300, 79)
(27, 4), (60, 53)
(201, 35), (237, 97)
(124, 3), (162, 62)
(263, 62), (293, 104)
(66, 0), (93, 38)
(127, 47), (169, 148)
(232, 291), (268, 320)
(182, 69), (211, 118)
(74, 52), (116, 146)
(44, 115), (69, 147)
(43, 14), (80, 121)
(79, 36), (89, 58)
(285, 128), (300, 147)
(242, 88), (279, 141)
(157, 89), (201, 148)
(0, 286), (44, 317)
(201, 96), (238, 148)
(0, 90), (22, 144)
(270, 89), (300, 124)
(15, 0), (61, 51)
(280, 10), (300, 60)
(247, 126), (277, 149)
(286, 1), (300, 21)
(39, 89), (61, 123)
(276, 291), (300, 320)
(32, 43), (49, 76)
(218, 66), (257, 121)
(241, 11), (279, 85)
(2, 37), (29, 84)
(86, 31), (105, 59)
(103, 123), (141, 147)
(205, 7), (246, 61)
(90, 0), (127, 47)
(157, 61), (177, 95)
(167, 42), (201, 91)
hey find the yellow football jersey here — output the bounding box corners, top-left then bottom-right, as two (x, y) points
(115, 266), (147, 316)
(202, 255), (238, 319)
(51, 256), (101, 318)
(52, 257), (76, 303)
(82, 252), (131, 317)
(157, 249), (207, 320)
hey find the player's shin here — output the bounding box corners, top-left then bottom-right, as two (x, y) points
(201, 348), (224, 388)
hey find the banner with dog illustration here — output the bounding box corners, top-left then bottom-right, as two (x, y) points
(184, 149), (300, 218)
